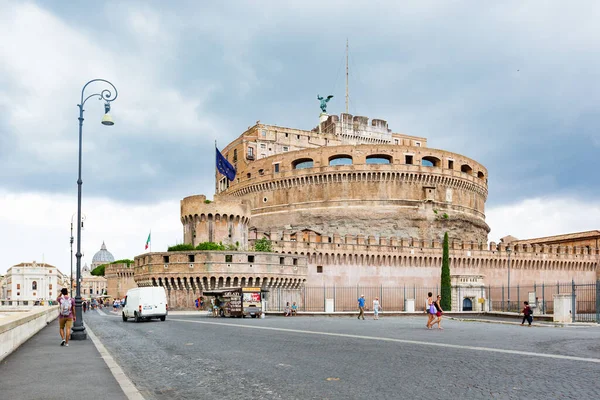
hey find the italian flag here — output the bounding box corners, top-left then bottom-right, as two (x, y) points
(145, 231), (151, 250)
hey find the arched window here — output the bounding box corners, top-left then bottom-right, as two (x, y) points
(477, 171), (485, 179)
(329, 155), (353, 166)
(292, 158), (314, 169)
(461, 164), (473, 174)
(32, 281), (37, 290)
(421, 156), (441, 167)
(366, 154), (392, 164)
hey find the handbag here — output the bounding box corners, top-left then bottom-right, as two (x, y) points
(429, 304), (436, 314)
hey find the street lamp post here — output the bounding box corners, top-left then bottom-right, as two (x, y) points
(70, 213), (86, 294)
(71, 79), (117, 340)
(506, 247), (512, 311)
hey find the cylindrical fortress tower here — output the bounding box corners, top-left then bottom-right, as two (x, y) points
(180, 195), (251, 248)
(219, 144), (489, 243)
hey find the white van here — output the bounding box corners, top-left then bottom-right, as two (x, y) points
(122, 287), (168, 322)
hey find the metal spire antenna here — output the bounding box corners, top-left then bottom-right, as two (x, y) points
(345, 38), (349, 114)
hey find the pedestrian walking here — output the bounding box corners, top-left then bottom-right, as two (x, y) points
(430, 295), (444, 330)
(357, 294), (366, 320)
(373, 297), (381, 320)
(426, 292), (435, 329)
(83, 301), (87, 313)
(56, 288), (75, 347)
(521, 301), (533, 326)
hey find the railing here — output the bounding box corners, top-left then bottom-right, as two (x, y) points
(264, 281), (599, 323)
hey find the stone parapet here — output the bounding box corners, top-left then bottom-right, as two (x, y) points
(0, 306), (58, 361)
(134, 251), (307, 290)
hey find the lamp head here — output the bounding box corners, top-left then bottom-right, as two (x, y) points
(101, 102), (114, 126)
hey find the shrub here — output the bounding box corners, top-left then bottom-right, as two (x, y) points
(168, 243), (195, 251)
(196, 242), (226, 251)
(254, 238), (273, 252)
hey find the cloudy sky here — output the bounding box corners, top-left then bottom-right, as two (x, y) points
(2, 1), (600, 275)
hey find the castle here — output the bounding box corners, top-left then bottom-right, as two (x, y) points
(122, 113), (597, 310)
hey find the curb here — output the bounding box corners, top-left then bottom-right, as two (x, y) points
(85, 322), (145, 400)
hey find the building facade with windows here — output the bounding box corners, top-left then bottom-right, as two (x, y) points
(3, 261), (66, 302)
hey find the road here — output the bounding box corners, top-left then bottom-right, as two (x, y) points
(85, 309), (600, 400)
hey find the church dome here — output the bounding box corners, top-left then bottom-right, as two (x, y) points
(92, 241), (115, 266)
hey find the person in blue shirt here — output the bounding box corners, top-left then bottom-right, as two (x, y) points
(357, 294), (366, 320)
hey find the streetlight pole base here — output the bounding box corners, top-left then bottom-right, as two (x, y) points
(70, 326), (87, 340)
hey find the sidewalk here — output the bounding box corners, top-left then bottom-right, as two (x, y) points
(0, 319), (131, 400)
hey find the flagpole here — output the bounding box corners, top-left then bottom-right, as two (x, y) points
(150, 229), (152, 253)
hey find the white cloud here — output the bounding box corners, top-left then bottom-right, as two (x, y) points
(0, 190), (181, 276)
(0, 2), (221, 166)
(487, 197), (600, 243)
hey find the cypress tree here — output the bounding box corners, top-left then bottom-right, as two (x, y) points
(440, 232), (451, 310)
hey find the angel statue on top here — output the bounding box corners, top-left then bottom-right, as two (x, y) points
(317, 94), (334, 113)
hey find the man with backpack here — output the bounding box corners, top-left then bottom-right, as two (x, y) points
(57, 288), (75, 346)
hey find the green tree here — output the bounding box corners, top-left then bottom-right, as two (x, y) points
(254, 238), (273, 252)
(440, 232), (451, 310)
(91, 264), (106, 276)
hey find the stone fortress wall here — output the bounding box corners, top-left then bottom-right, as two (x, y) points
(132, 251), (307, 309)
(249, 231), (598, 287)
(104, 263), (136, 300)
(181, 195), (251, 248)
(221, 143), (489, 243)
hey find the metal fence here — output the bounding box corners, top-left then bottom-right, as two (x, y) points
(264, 280), (599, 323)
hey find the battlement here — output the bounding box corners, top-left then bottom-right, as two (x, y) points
(252, 231), (600, 261)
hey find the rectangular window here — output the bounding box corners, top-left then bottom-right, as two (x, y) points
(279, 257), (285, 265)
(17, 284), (20, 289)
(317, 266), (323, 273)
(49, 284), (52, 289)
(233, 149), (237, 163)
(163, 255), (170, 263)
(296, 135), (300, 140)
(248, 255), (255, 263)
(283, 146), (289, 151)
(188, 255), (195, 262)
(415, 141), (421, 147)
(274, 163), (280, 173)
(405, 155), (413, 165)
(448, 160), (454, 169)
(261, 130), (266, 137)
(260, 144), (266, 149)
(293, 258), (298, 266)
(225, 254), (233, 263)
(285, 133), (289, 137)
(394, 139), (399, 145)
(248, 147), (254, 157)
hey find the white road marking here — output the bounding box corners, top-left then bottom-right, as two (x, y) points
(85, 323), (145, 400)
(170, 318), (600, 364)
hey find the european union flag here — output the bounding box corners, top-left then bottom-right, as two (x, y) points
(216, 147), (236, 181)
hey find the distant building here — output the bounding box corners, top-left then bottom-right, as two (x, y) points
(80, 263), (107, 299)
(3, 261), (66, 301)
